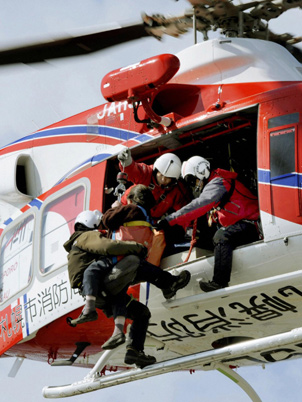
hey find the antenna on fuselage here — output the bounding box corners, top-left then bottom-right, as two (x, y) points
(193, 6), (197, 44)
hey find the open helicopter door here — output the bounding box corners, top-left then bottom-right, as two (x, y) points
(258, 88), (302, 242)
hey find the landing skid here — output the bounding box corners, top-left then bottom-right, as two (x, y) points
(43, 327), (302, 400)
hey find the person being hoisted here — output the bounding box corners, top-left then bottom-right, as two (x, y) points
(103, 184), (165, 266)
(157, 156), (260, 292)
(64, 209), (190, 368)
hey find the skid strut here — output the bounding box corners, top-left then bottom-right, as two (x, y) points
(43, 327), (302, 400)
(51, 342), (91, 367)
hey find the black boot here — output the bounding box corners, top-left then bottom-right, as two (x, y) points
(124, 347), (156, 368)
(162, 270), (191, 299)
(199, 280), (227, 292)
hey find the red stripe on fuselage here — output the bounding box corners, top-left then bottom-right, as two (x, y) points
(259, 183), (302, 225)
(0, 134), (123, 156)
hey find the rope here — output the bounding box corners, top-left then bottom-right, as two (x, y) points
(183, 219), (197, 263)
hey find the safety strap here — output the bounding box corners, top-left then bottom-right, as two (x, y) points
(218, 179), (235, 210)
(148, 183), (155, 190)
(208, 179), (235, 226)
(123, 220), (152, 227)
(136, 205), (151, 223)
(148, 183), (168, 200)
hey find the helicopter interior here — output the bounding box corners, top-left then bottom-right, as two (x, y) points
(103, 105), (259, 254)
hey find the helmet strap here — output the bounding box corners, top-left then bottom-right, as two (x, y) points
(192, 179), (204, 198)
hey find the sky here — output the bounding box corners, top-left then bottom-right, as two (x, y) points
(0, 0), (302, 401)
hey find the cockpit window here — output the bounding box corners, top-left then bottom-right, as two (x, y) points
(40, 185), (85, 274)
(0, 214), (34, 304)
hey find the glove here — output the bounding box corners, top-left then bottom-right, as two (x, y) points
(113, 183), (126, 198)
(117, 148), (132, 167)
(137, 245), (148, 259)
(155, 219), (170, 233)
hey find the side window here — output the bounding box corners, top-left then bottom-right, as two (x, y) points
(270, 127), (296, 179)
(0, 214), (34, 303)
(40, 185), (86, 274)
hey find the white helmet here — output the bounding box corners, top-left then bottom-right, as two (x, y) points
(153, 153), (181, 179)
(75, 210), (103, 229)
(181, 156), (210, 181)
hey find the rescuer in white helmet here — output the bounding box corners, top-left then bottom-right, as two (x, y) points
(157, 155), (260, 292)
(117, 148), (191, 221)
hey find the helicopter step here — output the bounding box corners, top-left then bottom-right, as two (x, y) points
(51, 342), (91, 367)
(162, 269), (302, 310)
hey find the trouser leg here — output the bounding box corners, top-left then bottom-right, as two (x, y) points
(134, 259), (175, 289)
(126, 295), (151, 352)
(110, 287), (128, 318)
(212, 239), (233, 286)
(212, 221), (259, 286)
(104, 255), (141, 296)
(82, 259), (111, 297)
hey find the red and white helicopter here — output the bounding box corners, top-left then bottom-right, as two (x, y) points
(0, 1), (302, 400)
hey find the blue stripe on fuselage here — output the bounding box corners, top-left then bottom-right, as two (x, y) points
(258, 169), (302, 188)
(3, 125), (143, 149)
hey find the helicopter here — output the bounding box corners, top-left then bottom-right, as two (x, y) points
(0, 1), (302, 401)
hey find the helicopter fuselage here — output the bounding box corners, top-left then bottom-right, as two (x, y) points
(0, 37), (302, 374)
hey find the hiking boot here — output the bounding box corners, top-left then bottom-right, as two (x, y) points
(124, 347), (156, 368)
(102, 332), (126, 350)
(70, 311), (98, 325)
(199, 280), (226, 292)
(162, 270), (191, 299)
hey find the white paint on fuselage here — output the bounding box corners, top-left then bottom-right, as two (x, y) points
(172, 38), (302, 85)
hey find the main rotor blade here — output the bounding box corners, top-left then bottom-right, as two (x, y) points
(287, 45), (302, 63)
(0, 22), (149, 65)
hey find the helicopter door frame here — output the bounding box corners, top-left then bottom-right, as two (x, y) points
(258, 95), (302, 242)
